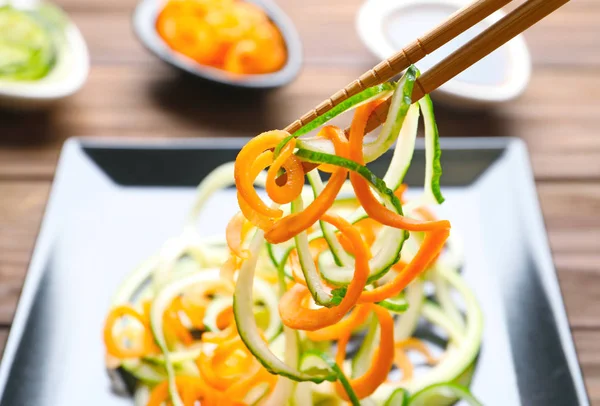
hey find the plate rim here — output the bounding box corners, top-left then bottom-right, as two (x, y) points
(0, 136), (589, 405)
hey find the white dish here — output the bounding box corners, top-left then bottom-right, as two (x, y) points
(356, 0), (531, 108)
(0, 4), (89, 110)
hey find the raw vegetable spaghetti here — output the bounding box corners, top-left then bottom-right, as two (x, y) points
(156, 0), (286, 75)
(104, 66), (483, 405)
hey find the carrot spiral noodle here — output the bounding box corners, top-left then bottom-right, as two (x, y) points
(103, 71), (484, 406)
(104, 305), (155, 359)
(265, 138), (304, 205)
(335, 304), (395, 400)
(278, 213), (370, 331)
(235, 133), (285, 219)
(156, 0), (286, 75)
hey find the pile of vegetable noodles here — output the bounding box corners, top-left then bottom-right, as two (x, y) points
(156, 0), (286, 75)
(0, 4), (66, 81)
(103, 66), (483, 406)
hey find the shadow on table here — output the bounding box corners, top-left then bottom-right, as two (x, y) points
(431, 102), (508, 138)
(149, 72), (508, 138)
(147, 71), (282, 136)
(0, 110), (57, 146)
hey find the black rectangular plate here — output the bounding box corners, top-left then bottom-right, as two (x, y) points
(0, 137), (589, 405)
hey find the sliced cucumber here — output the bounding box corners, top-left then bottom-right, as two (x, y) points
(394, 278), (425, 340)
(253, 276), (283, 341)
(294, 149), (404, 216)
(111, 256), (157, 305)
(187, 162), (263, 227)
(151, 233), (211, 290)
(431, 265), (465, 332)
(202, 296), (233, 333)
(403, 266), (482, 391)
(292, 382), (314, 406)
(150, 162), (268, 290)
(300, 350), (361, 406)
(455, 361), (477, 389)
(408, 383), (482, 406)
(266, 242), (282, 270)
(421, 301), (465, 344)
(299, 351), (337, 377)
(307, 170), (353, 267)
(234, 231), (335, 383)
(263, 328), (298, 405)
(104, 64), (473, 406)
(295, 147), (408, 289)
(0, 6), (57, 81)
(363, 66), (418, 162)
(351, 315), (378, 378)
(134, 384), (151, 406)
(384, 388), (409, 406)
(264, 249), (300, 404)
(294, 83), (395, 138)
(311, 381), (342, 406)
(426, 265), (466, 330)
(273, 192), (369, 280)
(291, 196), (334, 307)
(119, 360), (166, 385)
(245, 382), (272, 405)
(377, 296), (409, 313)
(267, 238), (297, 282)
(381, 104), (420, 192)
(418, 95), (444, 204)
(150, 270), (224, 406)
(143, 346), (202, 366)
(276, 83), (397, 157)
(265, 253), (307, 405)
(317, 221), (406, 286)
(374, 266), (482, 401)
(292, 68), (418, 166)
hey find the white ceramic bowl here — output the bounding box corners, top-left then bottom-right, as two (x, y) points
(357, 0), (531, 108)
(0, 5), (89, 110)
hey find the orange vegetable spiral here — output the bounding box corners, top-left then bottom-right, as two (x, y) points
(156, 0), (286, 74)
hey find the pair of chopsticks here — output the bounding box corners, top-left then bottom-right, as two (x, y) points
(284, 0), (570, 138)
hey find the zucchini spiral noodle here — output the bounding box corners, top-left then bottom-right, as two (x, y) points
(103, 66), (484, 406)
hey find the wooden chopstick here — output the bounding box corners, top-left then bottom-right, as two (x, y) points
(276, 0), (569, 184)
(283, 0), (513, 134)
(364, 0), (571, 134)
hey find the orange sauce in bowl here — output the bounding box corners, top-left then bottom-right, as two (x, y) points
(156, 0), (287, 75)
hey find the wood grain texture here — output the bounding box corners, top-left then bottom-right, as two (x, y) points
(0, 182), (49, 324)
(0, 0), (598, 402)
(574, 330), (600, 404)
(0, 1), (598, 180)
(0, 331), (8, 358)
(45, 0), (600, 68)
(0, 67), (599, 181)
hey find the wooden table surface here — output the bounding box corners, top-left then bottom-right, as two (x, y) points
(1, 0), (599, 403)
